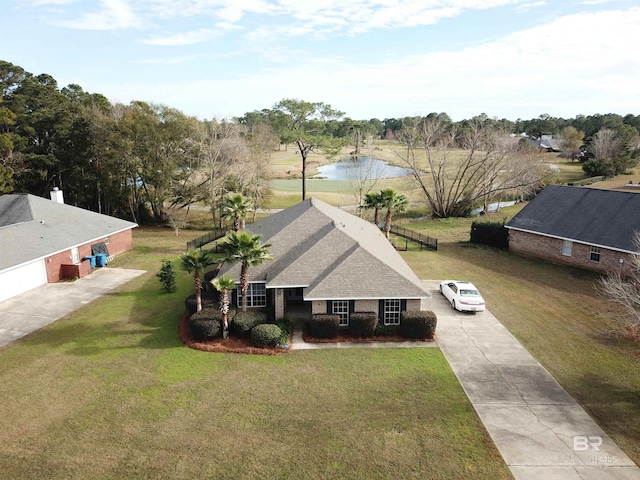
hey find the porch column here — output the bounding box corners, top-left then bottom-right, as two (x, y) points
(274, 288), (285, 319)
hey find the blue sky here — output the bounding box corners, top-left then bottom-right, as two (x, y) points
(2, 0), (639, 121)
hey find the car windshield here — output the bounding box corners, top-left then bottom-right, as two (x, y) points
(460, 289), (480, 296)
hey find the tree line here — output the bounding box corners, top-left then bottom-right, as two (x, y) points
(2, 60), (639, 222)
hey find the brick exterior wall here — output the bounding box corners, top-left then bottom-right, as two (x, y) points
(311, 300), (326, 314)
(509, 230), (636, 276)
(355, 299), (378, 312)
(310, 298), (425, 316)
(45, 229), (134, 283)
(274, 289), (285, 319)
(406, 299), (421, 312)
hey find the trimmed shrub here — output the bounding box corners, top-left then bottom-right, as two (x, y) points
(251, 324), (283, 348)
(470, 221), (509, 249)
(309, 314), (340, 339)
(184, 292), (216, 315)
(189, 308), (222, 341)
(231, 311), (267, 337)
(400, 310), (437, 340)
(348, 312), (377, 338)
(374, 324), (398, 337)
(276, 318), (292, 346)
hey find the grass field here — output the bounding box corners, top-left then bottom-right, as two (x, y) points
(399, 207), (640, 465)
(0, 227), (511, 480)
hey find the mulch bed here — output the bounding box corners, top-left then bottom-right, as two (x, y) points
(179, 313), (288, 355)
(179, 313), (435, 354)
(303, 332), (435, 343)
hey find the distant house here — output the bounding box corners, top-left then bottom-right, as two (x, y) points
(216, 198), (431, 326)
(0, 190), (137, 303)
(526, 135), (561, 152)
(505, 185), (640, 275)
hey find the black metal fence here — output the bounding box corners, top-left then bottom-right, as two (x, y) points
(186, 228), (227, 251)
(388, 225), (438, 251)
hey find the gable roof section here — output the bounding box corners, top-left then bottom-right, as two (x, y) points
(0, 193), (138, 272)
(218, 198), (429, 300)
(505, 185), (640, 253)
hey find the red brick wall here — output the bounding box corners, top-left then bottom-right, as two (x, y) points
(509, 230), (636, 275)
(45, 229), (134, 283)
(105, 229), (133, 256)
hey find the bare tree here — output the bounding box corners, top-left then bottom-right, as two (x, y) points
(396, 117), (551, 218)
(345, 155), (385, 216)
(589, 128), (620, 160)
(597, 232), (640, 340)
(198, 120), (248, 227)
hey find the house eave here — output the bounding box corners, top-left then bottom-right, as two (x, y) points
(506, 226), (636, 255)
(304, 295), (430, 301)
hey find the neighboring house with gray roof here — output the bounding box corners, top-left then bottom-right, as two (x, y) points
(505, 185), (640, 275)
(0, 191), (137, 303)
(526, 135), (561, 152)
(217, 197), (431, 326)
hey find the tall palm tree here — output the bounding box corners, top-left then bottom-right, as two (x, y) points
(211, 275), (236, 338)
(221, 230), (273, 312)
(220, 193), (253, 232)
(363, 191), (384, 226)
(180, 249), (216, 312)
(380, 188), (408, 239)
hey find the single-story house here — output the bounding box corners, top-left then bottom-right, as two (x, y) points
(0, 190), (137, 303)
(526, 135), (561, 152)
(505, 184), (640, 275)
(217, 197), (431, 325)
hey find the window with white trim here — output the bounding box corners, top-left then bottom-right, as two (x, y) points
(562, 240), (573, 257)
(71, 247), (80, 264)
(589, 246), (601, 263)
(384, 299), (401, 326)
(332, 300), (350, 326)
(237, 282), (266, 307)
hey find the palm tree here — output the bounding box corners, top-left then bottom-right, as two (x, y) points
(363, 191), (384, 226)
(180, 249), (216, 312)
(220, 193), (253, 232)
(221, 230), (273, 312)
(211, 275), (236, 338)
(380, 188), (408, 239)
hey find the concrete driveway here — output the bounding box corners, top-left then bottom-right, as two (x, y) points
(0, 267), (146, 348)
(422, 280), (640, 480)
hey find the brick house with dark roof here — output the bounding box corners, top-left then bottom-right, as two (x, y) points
(0, 191), (137, 303)
(216, 197), (431, 326)
(505, 185), (640, 275)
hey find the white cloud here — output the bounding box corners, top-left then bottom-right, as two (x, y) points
(137, 6), (638, 119)
(44, 0), (531, 35)
(142, 28), (222, 46)
(55, 0), (140, 30)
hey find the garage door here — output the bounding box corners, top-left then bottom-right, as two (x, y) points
(0, 260), (47, 303)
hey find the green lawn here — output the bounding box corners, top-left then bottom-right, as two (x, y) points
(0, 227), (511, 480)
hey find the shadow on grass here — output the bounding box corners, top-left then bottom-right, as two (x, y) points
(24, 271), (187, 355)
(433, 240), (601, 296)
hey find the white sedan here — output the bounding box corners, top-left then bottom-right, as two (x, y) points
(439, 280), (486, 313)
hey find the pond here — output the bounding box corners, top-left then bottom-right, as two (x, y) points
(314, 157), (412, 180)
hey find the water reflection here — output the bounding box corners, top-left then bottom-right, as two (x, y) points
(315, 157), (411, 180)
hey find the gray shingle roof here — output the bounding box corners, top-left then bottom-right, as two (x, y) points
(218, 198), (430, 300)
(505, 185), (640, 253)
(0, 194), (138, 272)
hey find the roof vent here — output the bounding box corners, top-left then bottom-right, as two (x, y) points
(50, 187), (64, 204)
